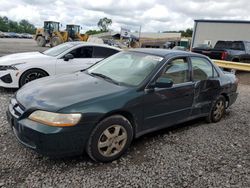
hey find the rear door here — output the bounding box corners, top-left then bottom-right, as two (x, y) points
(190, 56), (221, 116)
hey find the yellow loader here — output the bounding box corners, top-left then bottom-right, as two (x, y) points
(35, 21), (89, 47)
(35, 21), (68, 47)
(66, 24), (88, 42)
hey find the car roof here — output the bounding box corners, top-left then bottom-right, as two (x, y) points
(66, 41), (122, 51)
(129, 48), (204, 58)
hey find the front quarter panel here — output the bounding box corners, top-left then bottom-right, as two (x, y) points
(10, 58), (57, 87)
(58, 89), (145, 134)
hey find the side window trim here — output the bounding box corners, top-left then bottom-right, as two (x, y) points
(93, 47), (119, 58)
(69, 46), (94, 59)
(190, 56), (216, 81)
(161, 56), (191, 85)
(145, 55), (191, 90)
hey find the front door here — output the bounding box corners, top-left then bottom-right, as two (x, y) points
(143, 57), (194, 131)
(56, 46), (97, 74)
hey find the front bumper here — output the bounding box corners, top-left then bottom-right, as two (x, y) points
(6, 109), (94, 157)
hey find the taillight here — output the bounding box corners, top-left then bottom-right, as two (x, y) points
(221, 51), (228, 60)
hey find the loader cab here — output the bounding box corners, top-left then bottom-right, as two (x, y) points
(66, 25), (80, 39)
(44, 21), (60, 36)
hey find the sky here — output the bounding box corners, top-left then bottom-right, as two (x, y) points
(0, 0), (249, 32)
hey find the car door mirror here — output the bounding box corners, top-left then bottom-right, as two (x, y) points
(64, 53), (74, 61)
(155, 77), (173, 88)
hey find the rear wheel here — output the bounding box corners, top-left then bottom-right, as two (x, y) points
(19, 69), (48, 87)
(206, 95), (226, 123)
(50, 36), (62, 47)
(36, 36), (46, 47)
(87, 115), (133, 162)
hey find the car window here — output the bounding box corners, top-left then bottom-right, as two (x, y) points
(70, 47), (93, 58)
(43, 43), (76, 56)
(231, 41), (245, 51)
(245, 42), (250, 53)
(191, 57), (213, 81)
(93, 47), (119, 58)
(88, 51), (162, 86)
(160, 58), (190, 84)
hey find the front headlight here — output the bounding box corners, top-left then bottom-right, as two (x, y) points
(0, 65), (17, 71)
(28, 110), (82, 127)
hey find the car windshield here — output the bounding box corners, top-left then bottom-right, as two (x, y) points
(88, 51), (163, 86)
(43, 43), (76, 57)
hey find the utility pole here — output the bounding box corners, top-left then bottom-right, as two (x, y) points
(138, 25), (142, 47)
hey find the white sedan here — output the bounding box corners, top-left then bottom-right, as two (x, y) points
(0, 42), (121, 88)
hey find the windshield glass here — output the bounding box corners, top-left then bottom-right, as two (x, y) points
(88, 51), (163, 86)
(43, 43), (76, 57)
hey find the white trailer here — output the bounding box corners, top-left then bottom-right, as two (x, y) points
(191, 20), (250, 48)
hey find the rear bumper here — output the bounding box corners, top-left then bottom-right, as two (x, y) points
(6, 110), (94, 157)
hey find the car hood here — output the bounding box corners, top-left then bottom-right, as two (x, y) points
(16, 72), (128, 111)
(0, 52), (51, 65)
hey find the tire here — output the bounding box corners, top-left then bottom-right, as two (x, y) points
(87, 115), (133, 162)
(19, 69), (48, 87)
(50, 36), (62, 47)
(36, 36), (46, 47)
(206, 95), (226, 123)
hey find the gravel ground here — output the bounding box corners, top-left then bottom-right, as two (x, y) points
(0, 38), (48, 57)
(0, 83), (249, 187)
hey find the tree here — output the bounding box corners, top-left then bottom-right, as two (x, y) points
(19, 19), (36, 34)
(85, 29), (105, 35)
(0, 16), (36, 34)
(163, 28), (193, 37)
(180, 28), (193, 37)
(0, 16), (9, 32)
(97, 17), (112, 32)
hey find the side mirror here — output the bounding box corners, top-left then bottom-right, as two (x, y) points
(155, 77), (173, 88)
(64, 53), (74, 61)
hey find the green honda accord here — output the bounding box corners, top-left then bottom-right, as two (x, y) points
(7, 49), (238, 162)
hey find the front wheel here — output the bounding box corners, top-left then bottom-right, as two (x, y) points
(206, 95), (226, 123)
(50, 36), (62, 47)
(36, 36), (46, 47)
(19, 69), (48, 87)
(87, 115), (133, 162)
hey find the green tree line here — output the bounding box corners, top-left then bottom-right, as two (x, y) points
(0, 16), (36, 34)
(163, 28), (193, 37)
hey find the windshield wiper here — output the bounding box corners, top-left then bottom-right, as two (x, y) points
(90, 72), (120, 85)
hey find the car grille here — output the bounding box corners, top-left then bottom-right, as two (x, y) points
(9, 98), (25, 118)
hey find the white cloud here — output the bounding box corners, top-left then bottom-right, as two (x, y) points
(0, 0), (249, 32)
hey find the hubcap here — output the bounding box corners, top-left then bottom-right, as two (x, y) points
(98, 125), (127, 157)
(24, 72), (45, 84)
(213, 100), (224, 120)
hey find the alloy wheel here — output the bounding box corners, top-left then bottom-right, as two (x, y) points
(213, 100), (225, 121)
(24, 72), (46, 84)
(97, 125), (127, 157)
